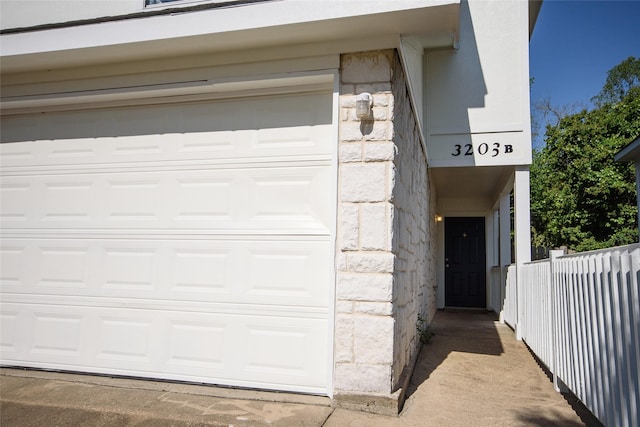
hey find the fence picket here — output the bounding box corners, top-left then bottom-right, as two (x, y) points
(628, 248), (640, 427)
(576, 257), (590, 408)
(619, 250), (634, 427)
(583, 256), (598, 418)
(595, 252), (610, 424)
(611, 250), (626, 427)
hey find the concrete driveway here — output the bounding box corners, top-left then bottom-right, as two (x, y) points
(0, 310), (601, 426)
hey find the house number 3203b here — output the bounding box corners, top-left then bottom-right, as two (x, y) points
(451, 143), (514, 157)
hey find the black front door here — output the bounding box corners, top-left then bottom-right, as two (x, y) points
(445, 217), (486, 308)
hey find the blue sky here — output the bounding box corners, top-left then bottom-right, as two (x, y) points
(530, 0), (640, 110)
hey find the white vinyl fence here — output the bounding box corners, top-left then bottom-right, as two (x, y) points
(511, 244), (640, 427)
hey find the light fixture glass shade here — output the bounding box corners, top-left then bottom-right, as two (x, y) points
(356, 92), (372, 119)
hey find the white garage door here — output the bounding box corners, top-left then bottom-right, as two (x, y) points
(0, 90), (335, 395)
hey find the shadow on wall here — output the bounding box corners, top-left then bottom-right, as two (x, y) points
(0, 91), (333, 143)
(425, 0), (486, 141)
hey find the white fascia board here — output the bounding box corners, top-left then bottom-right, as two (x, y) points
(615, 136), (640, 162)
(1, 0), (459, 72)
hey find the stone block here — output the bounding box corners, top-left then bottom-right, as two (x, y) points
(336, 273), (393, 302)
(385, 121), (395, 141)
(340, 163), (387, 202)
(363, 121), (390, 141)
(340, 121), (366, 142)
(334, 316), (354, 363)
(336, 300), (354, 314)
(340, 84), (355, 95)
(372, 93), (390, 107)
(364, 143), (396, 162)
(387, 90), (395, 112)
(372, 106), (388, 121)
(339, 205), (359, 250)
(340, 95), (357, 108)
(341, 52), (392, 84)
(339, 143), (362, 162)
(353, 316), (394, 365)
(346, 252), (394, 273)
(340, 107), (350, 122)
(359, 203), (389, 250)
(341, 107), (359, 122)
(355, 83), (392, 95)
(333, 364), (391, 393)
(354, 301), (394, 316)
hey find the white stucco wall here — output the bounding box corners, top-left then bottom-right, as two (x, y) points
(424, 0), (532, 168)
(0, 0), (141, 29)
(0, 0), (245, 29)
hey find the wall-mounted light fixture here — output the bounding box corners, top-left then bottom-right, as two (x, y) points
(356, 92), (373, 120)
(435, 214), (443, 223)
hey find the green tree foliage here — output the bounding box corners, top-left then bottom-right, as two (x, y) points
(592, 56), (640, 106)
(531, 58), (640, 252)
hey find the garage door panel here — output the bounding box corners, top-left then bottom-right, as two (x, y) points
(0, 245), (25, 286)
(0, 93), (333, 168)
(97, 316), (155, 364)
(171, 248), (230, 292)
(1, 304), (162, 371)
(1, 165), (332, 232)
(1, 302), (328, 391)
(166, 320), (226, 369)
(102, 247), (157, 291)
(38, 246), (91, 289)
(43, 181), (96, 222)
(247, 166), (332, 228)
(0, 310), (20, 354)
(31, 312), (84, 358)
(1, 307), (88, 361)
(0, 181), (31, 222)
(1, 126), (333, 168)
(242, 319), (327, 386)
(1, 237), (331, 308)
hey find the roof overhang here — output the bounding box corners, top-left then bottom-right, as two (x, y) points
(0, 0), (460, 74)
(615, 136), (640, 162)
(528, 0), (543, 39)
(432, 165), (515, 205)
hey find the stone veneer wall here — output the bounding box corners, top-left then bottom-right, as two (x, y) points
(388, 52), (438, 387)
(334, 49), (436, 413)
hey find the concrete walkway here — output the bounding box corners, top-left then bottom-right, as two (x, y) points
(0, 310), (601, 426)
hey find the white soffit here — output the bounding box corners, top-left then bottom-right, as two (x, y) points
(0, 0), (460, 73)
(431, 166), (514, 201)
